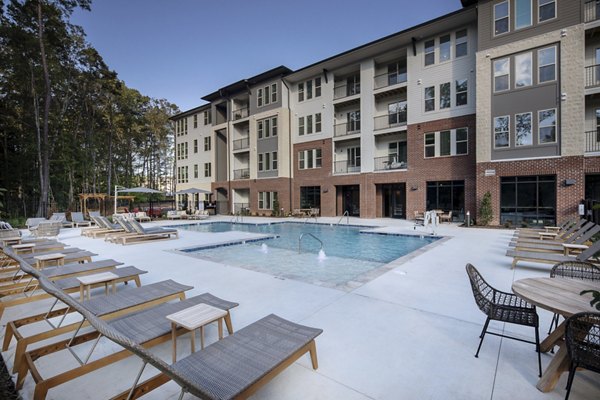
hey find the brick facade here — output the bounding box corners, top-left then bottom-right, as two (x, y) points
(212, 177), (291, 215)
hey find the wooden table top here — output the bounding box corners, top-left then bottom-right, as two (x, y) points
(512, 277), (600, 317)
(33, 253), (65, 261)
(12, 243), (36, 249)
(77, 271), (119, 285)
(166, 303), (227, 331)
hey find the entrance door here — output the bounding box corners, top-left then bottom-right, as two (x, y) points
(341, 185), (360, 216)
(382, 184), (406, 218)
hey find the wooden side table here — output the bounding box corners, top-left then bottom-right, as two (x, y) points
(562, 243), (588, 255)
(166, 303), (228, 363)
(12, 243), (36, 254)
(538, 232), (557, 240)
(34, 253), (65, 268)
(1, 237), (22, 246)
(77, 271), (119, 300)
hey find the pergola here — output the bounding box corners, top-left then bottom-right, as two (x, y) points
(78, 193), (135, 216)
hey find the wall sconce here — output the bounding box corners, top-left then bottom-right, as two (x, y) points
(561, 93), (567, 101)
(417, 79), (422, 85)
(410, 186), (418, 191)
(561, 29), (567, 37)
(323, 188), (329, 193)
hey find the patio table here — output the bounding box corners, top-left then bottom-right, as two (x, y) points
(512, 277), (599, 392)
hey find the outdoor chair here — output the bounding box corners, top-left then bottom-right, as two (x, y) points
(547, 262), (600, 334)
(187, 209), (209, 220)
(439, 211), (453, 223)
(50, 212), (74, 228)
(70, 212), (91, 227)
(31, 221), (62, 238)
(506, 239), (600, 269)
(510, 224), (600, 253)
(466, 263), (542, 377)
(134, 211), (151, 222)
(564, 312), (600, 400)
(25, 217), (48, 230)
(114, 218), (178, 244)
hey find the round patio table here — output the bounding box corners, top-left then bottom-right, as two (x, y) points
(512, 277), (599, 392)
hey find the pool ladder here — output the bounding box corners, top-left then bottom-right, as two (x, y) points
(337, 210), (349, 225)
(298, 233), (323, 254)
(231, 212), (243, 223)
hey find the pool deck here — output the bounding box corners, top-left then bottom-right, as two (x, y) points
(2, 216), (599, 399)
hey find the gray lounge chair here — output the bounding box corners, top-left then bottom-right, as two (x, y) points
(31, 221), (62, 238)
(70, 212), (91, 227)
(509, 224), (600, 253)
(506, 239), (600, 269)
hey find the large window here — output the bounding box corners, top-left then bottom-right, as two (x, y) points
(515, 112), (533, 146)
(456, 79), (468, 106)
(348, 111), (360, 132)
(538, 0), (556, 22)
(440, 83), (451, 109)
(424, 128), (469, 158)
(500, 175), (556, 226)
(538, 46), (556, 83)
(257, 83), (277, 107)
(426, 181), (464, 219)
(258, 151), (278, 171)
(494, 116), (510, 148)
(258, 191), (278, 210)
(424, 86), (435, 112)
(299, 149), (322, 170)
(539, 108), (557, 143)
(494, 1), (510, 36)
(515, 0), (532, 30)
(388, 101), (407, 125)
(455, 29), (468, 58)
(347, 147), (361, 170)
(494, 58), (510, 92)
(439, 34), (451, 62)
(300, 186), (321, 209)
(515, 52), (532, 88)
(257, 116), (278, 139)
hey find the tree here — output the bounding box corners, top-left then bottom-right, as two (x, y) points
(478, 191), (493, 226)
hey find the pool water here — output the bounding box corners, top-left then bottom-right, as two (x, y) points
(177, 222), (439, 288)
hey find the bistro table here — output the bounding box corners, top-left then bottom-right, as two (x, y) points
(512, 277), (599, 392)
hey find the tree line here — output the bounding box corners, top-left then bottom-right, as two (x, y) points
(0, 0), (178, 220)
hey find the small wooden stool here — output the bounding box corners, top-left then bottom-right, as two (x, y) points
(12, 243), (36, 254)
(77, 271), (119, 300)
(562, 243), (588, 256)
(34, 253), (65, 268)
(1, 237), (22, 246)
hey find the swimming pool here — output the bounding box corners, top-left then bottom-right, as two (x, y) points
(176, 222), (440, 289)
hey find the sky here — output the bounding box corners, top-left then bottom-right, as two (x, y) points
(72, 0), (462, 111)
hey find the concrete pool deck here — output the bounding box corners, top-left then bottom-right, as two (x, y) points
(2, 216), (599, 399)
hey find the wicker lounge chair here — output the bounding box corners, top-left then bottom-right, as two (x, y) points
(564, 312), (600, 400)
(506, 239), (600, 269)
(466, 263), (541, 377)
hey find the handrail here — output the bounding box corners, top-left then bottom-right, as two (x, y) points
(337, 210), (349, 225)
(298, 233), (323, 253)
(230, 212), (243, 223)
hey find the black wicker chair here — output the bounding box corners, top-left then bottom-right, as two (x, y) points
(548, 262), (600, 334)
(564, 312), (600, 400)
(466, 263), (542, 377)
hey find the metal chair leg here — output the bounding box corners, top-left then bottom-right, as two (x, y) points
(535, 325), (542, 378)
(564, 363), (577, 400)
(475, 317), (490, 358)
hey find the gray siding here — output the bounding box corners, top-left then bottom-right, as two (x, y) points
(215, 131), (228, 181)
(477, 0), (582, 51)
(249, 80), (283, 115)
(257, 136), (279, 178)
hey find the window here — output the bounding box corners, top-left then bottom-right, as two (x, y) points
(440, 131), (451, 156)
(494, 58), (510, 92)
(258, 84), (277, 107)
(538, 0), (556, 22)
(265, 86), (270, 106)
(193, 114), (198, 128)
(298, 116), (305, 136)
(204, 136), (211, 151)
(455, 29), (468, 58)
(299, 149), (322, 169)
(257, 120), (264, 139)
(185, 166), (189, 183)
(387, 61), (407, 85)
(494, 115), (510, 148)
(494, 1), (510, 35)
(315, 113), (321, 133)
(440, 82), (451, 109)
(300, 186), (320, 209)
(348, 111), (360, 132)
(271, 83), (277, 103)
(456, 128), (468, 155)
(515, 112), (533, 146)
(456, 79), (468, 106)
(193, 139), (198, 153)
(347, 147), (361, 168)
(500, 176), (556, 226)
(258, 154), (264, 171)
(272, 151), (278, 170)
(515, 0), (532, 29)
(347, 75), (360, 96)
(388, 101), (407, 125)
(539, 108), (557, 143)
(298, 83), (304, 102)
(427, 181), (464, 218)
(538, 46), (556, 83)
(258, 152), (277, 171)
(388, 141), (407, 165)
(425, 86), (435, 112)
(306, 80), (313, 100)
(258, 192), (278, 210)
(439, 35), (451, 62)
(203, 110), (211, 125)
(194, 164), (198, 179)
(425, 133), (435, 158)
(424, 39), (435, 66)
(515, 52), (532, 87)
(315, 78), (321, 97)
(257, 88), (263, 107)
(204, 163), (211, 177)
(307, 115), (313, 134)
(272, 117), (277, 136)
(258, 117), (277, 139)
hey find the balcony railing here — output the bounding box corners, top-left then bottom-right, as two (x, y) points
(586, 130), (600, 152)
(586, 65), (600, 88)
(232, 107), (249, 120)
(374, 72), (407, 89)
(233, 137), (250, 151)
(374, 112), (407, 131)
(333, 83), (361, 100)
(334, 160), (361, 174)
(234, 202), (250, 215)
(374, 156), (407, 171)
(233, 168), (250, 180)
(585, 0), (600, 23)
(334, 121), (361, 137)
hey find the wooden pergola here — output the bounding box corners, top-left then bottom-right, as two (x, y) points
(78, 193), (135, 216)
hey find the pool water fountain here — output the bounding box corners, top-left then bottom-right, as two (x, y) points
(260, 243), (269, 253)
(317, 249), (327, 262)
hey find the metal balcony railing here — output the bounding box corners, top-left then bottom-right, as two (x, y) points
(334, 160), (361, 174)
(233, 137), (250, 150)
(586, 65), (600, 88)
(374, 72), (407, 89)
(374, 156), (408, 171)
(333, 83), (360, 100)
(586, 130), (600, 153)
(374, 112), (407, 131)
(334, 121), (361, 137)
(233, 168), (250, 180)
(233, 202), (250, 215)
(584, 0), (600, 23)
(232, 107), (249, 120)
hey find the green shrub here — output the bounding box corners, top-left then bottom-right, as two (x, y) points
(478, 191), (493, 226)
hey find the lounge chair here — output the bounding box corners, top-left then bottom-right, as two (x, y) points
(510, 221), (597, 246)
(70, 212), (91, 227)
(506, 239), (600, 269)
(134, 211), (151, 222)
(114, 218), (178, 245)
(514, 219), (587, 241)
(50, 213), (74, 228)
(31, 221), (62, 238)
(510, 224), (600, 253)
(516, 217), (577, 233)
(25, 217), (48, 230)
(187, 210), (209, 220)
(167, 210), (187, 220)
(84, 216), (124, 238)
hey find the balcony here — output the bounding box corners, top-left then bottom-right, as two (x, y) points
(334, 121), (361, 138)
(374, 112), (407, 131)
(333, 83), (360, 100)
(586, 65), (600, 89)
(334, 160), (361, 174)
(586, 130), (600, 153)
(233, 137), (249, 151)
(374, 72), (407, 90)
(374, 156), (407, 171)
(232, 107), (249, 121)
(233, 168), (250, 180)
(585, 0), (600, 23)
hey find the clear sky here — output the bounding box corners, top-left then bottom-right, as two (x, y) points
(72, 0), (463, 111)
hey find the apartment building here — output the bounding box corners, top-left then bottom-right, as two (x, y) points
(172, 0), (596, 225)
(468, 0), (600, 226)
